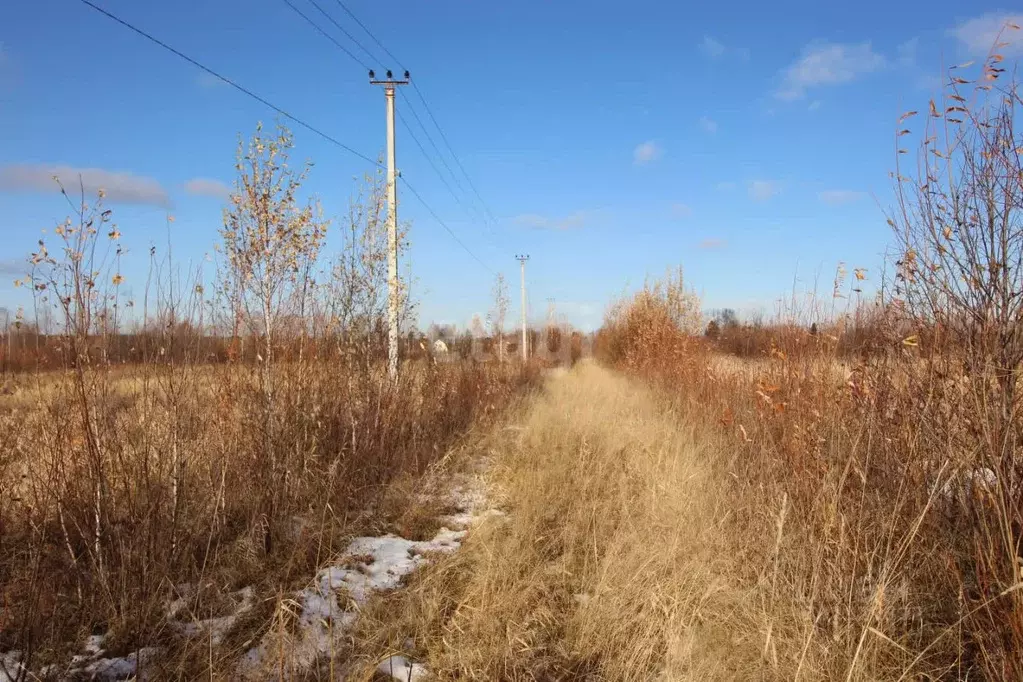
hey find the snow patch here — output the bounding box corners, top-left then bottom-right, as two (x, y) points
(82, 648), (161, 680)
(83, 634), (106, 657)
(939, 466), (1001, 500)
(437, 510), (474, 528)
(240, 526), (466, 675)
(0, 652), (25, 682)
(376, 654), (430, 681)
(2, 462), (499, 681)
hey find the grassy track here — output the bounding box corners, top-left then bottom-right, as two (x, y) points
(352, 362), (771, 681)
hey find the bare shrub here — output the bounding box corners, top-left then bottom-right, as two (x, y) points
(887, 41), (1023, 677)
(598, 266), (702, 371)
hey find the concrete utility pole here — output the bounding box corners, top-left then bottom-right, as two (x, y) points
(370, 69), (410, 380)
(516, 255), (530, 362)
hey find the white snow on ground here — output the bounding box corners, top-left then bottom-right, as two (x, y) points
(60, 631), (165, 681)
(83, 634), (105, 657)
(1, 467), (500, 681)
(0, 652), (25, 682)
(239, 472), (499, 678)
(81, 647), (161, 680)
(939, 466), (1001, 500)
(376, 654), (430, 681)
(240, 526), (467, 676)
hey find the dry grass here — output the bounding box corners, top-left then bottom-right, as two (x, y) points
(346, 362), (777, 680)
(568, 51), (1023, 679)
(0, 121), (543, 679)
(0, 356), (536, 677)
(334, 263), (1022, 680)
(592, 272), (1023, 679)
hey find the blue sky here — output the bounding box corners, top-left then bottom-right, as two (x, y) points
(0, 0), (1018, 330)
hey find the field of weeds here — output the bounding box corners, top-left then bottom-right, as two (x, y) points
(1, 358), (532, 676)
(343, 361), (755, 680)
(329, 53), (1023, 681)
(0, 122), (540, 680)
(589, 55), (1023, 679)
(596, 290), (1023, 679)
(3, 21), (1021, 682)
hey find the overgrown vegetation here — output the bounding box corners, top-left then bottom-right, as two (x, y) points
(592, 46), (1023, 679)
(344, 363), (744, 680)
(4, 30), (1019, 682)
(0, 122), (536, 679)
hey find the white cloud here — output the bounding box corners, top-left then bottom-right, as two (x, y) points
(699, 116), (718, 134)
(633, 140), (663, 165)
(896, 37), (945, 92)
(671, 202), (692, 218)
(748, 180), (779, 201)
(0, 164), (170, 207)
(915, 72), (943, 92)
(819, 189), (865, 205)
(698, 238), (727, 249)
(700, 36), (726, 58)
(897, 37), (919, 67)
(699, 36), (749, 60)
(808, 100), (822, 111)
(951, 13), (1023, 56)
(775, 41), (886, 100)
(184, 177), (231, 200)
(513, 211), (589, 230)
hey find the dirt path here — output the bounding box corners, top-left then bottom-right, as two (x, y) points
(346, 361), (756, 681)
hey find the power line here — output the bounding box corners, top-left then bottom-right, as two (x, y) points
(398, 101), (501, 252)
(399, 90), (468, 200)
(76, 0), (381, 168)
(278, 2), (501, 263)
(79, 0), (496, 277)
(397, 111), (475, 221)
(332, 0), (406, 70)
(278, 2), (477, 226)
(329, 0), (503, 230)
(410, 81), (500, 226)
(280, 0), (371, 71)
(284, 0), (485, 233)
(401, 178), (495, 275)
(305, 0), (382, 68)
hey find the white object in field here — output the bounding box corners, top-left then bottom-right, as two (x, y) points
(940, 466), (1000, 500)
(377, 654), (430, 681)
(432, 339), (449, 354)
(241, 526), (466, 674)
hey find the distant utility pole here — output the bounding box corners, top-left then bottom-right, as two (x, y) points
(370, 68), (410, 380)
(516, 255), (530, 362)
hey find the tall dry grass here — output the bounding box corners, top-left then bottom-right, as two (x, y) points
(589, 46), (1023, 680)
(253, 49), (1023, 680)
(0, 121), (538, 679)
(343, 362), (764, 680)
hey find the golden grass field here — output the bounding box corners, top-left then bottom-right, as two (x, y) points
(343, 362), (788, 680)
